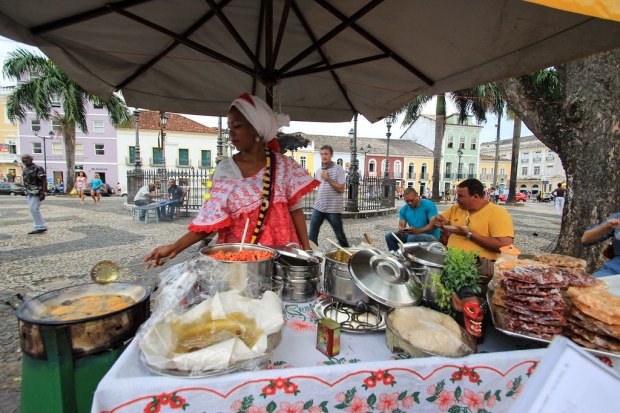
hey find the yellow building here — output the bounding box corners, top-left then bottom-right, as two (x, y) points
(478, 154), (511, 189)
(401, 154), (434, 196)
(0, 87), (21, 182)
(288, 142), (316, 175)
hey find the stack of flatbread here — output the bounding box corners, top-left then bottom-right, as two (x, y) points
(494, 266), (568, 340)
(565, 286), (620, 353)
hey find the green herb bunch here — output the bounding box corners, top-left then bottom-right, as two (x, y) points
(441, 247), (481, 296)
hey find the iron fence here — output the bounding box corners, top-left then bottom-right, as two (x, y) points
(130, 169), (396, 212)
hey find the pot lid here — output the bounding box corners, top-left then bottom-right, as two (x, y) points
(348, 249), (419, 307)
(401, 242), (446, 268)
(273, 245), (320, 264)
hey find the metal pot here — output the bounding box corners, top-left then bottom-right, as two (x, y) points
(274, 255), (321, 280)
(17, 282), (150, 360)
(397, 242), (446, 306)
(200, 243), (277, 284)
(324, 248), (370, 305)
(275, 275), (320, 302)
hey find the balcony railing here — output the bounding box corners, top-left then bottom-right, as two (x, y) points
(407, 172), (416, 179)
(393, 172), (403, 179)
(419, 172), (428, 180)
(533, 157), (542, 163)
(521, 157), (530, 162)
(546, 155), (554, 161)
(444, 172), (453, 179)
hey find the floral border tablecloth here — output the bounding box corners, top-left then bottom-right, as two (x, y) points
(92, 302), (617, 413)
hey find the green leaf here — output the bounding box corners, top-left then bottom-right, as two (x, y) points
(334, 403), (348, 409)
(241, 395), (254, 410)
(455, 386), (462, 402)
(304, 400), (314, 410)
(266, 401), (277, 413)
(345, 388), (357, 404)
(413, 392), (420, 403)
(495, 390), (502, 401)
(426, 396), (438, 403)
(398, 391), (408, 400)
(367, 393), (377, 407)
(484, 390), (491, 400)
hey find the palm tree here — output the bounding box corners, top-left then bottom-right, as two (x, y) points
(3, 48), (131, 190)
(397, 88), (491, 201)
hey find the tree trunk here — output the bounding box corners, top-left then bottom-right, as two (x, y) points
(498, 49), (620, 272)
(62, 125), (76, 192)
(431, 95), (446, 202)
(506, 117), (521, 204)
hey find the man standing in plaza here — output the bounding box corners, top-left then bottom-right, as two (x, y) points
(309, 145), (349, 247)
(431, 178), (514, 261)
(385, 188), (439, 251)
(21, 154), (48, 234)
(164, 178), (186, 221)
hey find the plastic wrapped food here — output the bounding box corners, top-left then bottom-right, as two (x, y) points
(137, 255), (284, 377)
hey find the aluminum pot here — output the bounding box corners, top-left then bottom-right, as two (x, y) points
(16, 282), (150, 360)
(274, 255), (321, 281)
(398, 242), (446, 306)
(200, 243), (277, 284)
(275, 275), (319, 302)
(324, 248), (370, 305)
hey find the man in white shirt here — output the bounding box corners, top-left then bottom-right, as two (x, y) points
(134, 183), (161, 220)
(308, 145), (349, 247)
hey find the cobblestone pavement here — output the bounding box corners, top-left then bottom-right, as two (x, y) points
(0, 195), (560, 410)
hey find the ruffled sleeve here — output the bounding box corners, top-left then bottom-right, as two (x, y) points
(187, 179), (233, 233)
(278, 154), (319, 207)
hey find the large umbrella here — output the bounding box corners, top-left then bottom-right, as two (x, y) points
(1, 0), (620, 123)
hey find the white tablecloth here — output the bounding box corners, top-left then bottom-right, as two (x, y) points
(91, 301), (618, 413)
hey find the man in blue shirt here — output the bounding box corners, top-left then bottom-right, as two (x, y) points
(385, 187), (439, 251)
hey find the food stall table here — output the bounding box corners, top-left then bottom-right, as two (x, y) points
(91, 302), (618, 413)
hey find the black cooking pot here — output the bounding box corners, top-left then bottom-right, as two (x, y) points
(16, 282), (150, 360)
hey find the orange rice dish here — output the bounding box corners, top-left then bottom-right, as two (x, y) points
(40, 294), (136, 321)
(208, 250), (273, 261)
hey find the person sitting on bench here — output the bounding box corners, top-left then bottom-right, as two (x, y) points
(134, 183), (162, 221)
(164, 178), (187, 221)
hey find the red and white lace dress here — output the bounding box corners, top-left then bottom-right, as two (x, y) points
(189, 153), (319, 246)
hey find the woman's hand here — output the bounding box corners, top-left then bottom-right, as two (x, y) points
(144, 244), (178, 268)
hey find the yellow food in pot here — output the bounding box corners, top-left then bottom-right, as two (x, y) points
(41, 294), (135, 321)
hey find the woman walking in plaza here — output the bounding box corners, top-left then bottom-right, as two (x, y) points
(145, 93), (319, 267)
(89, 172), (103, 204)
(73, 171), (88, 204)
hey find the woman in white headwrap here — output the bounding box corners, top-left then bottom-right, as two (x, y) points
(146, 93), (319, 266)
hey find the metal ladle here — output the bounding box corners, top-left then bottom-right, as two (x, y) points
(90, 259), (167, 284)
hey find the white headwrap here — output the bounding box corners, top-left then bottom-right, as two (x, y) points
(230, 93), (290, 143)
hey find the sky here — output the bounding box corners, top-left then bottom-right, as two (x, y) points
(1, 35), (531, 143)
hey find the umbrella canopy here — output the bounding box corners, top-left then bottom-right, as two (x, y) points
(1, 0), (620, 123)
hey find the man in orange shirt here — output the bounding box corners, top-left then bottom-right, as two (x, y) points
(431, 179), (514, 261)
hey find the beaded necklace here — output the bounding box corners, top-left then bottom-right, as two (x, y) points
(250, 148), (275, 244)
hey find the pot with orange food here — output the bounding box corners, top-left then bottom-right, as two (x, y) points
(200, 243), (277, 285)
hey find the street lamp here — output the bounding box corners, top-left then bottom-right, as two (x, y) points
(359, 144), (372, 176)
(346, 117), (360, 212)
(457, 148), (463, 180)
(32, 125), (55, 177)
(159, 111), (168, 169)
(133, 109), (142, 170)
(384, 114), (396, 178)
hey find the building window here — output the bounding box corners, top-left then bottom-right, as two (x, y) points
(31, 119), (41, 133)
(470, 140), (477, 150)
(381, 159), (389, 174)
(459, 137), (465, 149)
(521, 152), (530, 162)
(408, 163), (415, 179)
(52, 142), (63, 155)
(32, 142), (42, 154)
(534, 151), (542, 162)
(546, 152), (555, 161)
(201, 150), (211, 168)
(522, 166), (528, 175)
(95, 144), (105, 155)
(50, 94), (61, 107)
(445, 162), (452, 174)
(533, 166), (540, 175)
(93, 120), (105, 133)
(447, 136), (454, 148)
(368, 159), (376, 173)
(152, 148), (163, 165)
(52, 120), (62, 132)
(394, 161), (402, 178)
(500, 168), (505, 177)
(178, 149), (189, 166)
(75, 144), (84, 156)
(468, 163), (475, 177)
(300, 156), (307, 169)
(420, 163), (428, 179)
(76, 123), (84, 133)
(546, 164), (554, 175)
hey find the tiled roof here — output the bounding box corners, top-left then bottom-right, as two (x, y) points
(480, 135), (538, 146)
(305, 133), (433, 157)
(136, 111), (218, 134)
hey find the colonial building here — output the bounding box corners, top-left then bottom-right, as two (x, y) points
(116, 111), (218, 193)
(0, 86), (20, 182)
(478, 154), (511, 190)
(401, 114), (482, 195)
(480, 135), (566, 195)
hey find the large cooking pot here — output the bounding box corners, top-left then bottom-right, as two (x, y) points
(324, 248), (371, 305)
(398, 242), (446, 305)
(200, 243), (277, 284)
(17, 282), (150, 360)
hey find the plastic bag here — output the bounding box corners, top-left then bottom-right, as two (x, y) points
(70, 188), (78, 195)
(137, 255), (285, 377)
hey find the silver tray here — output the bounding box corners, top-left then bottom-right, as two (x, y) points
(487, 289), (620, 359)
(312, 297), (386, 333)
